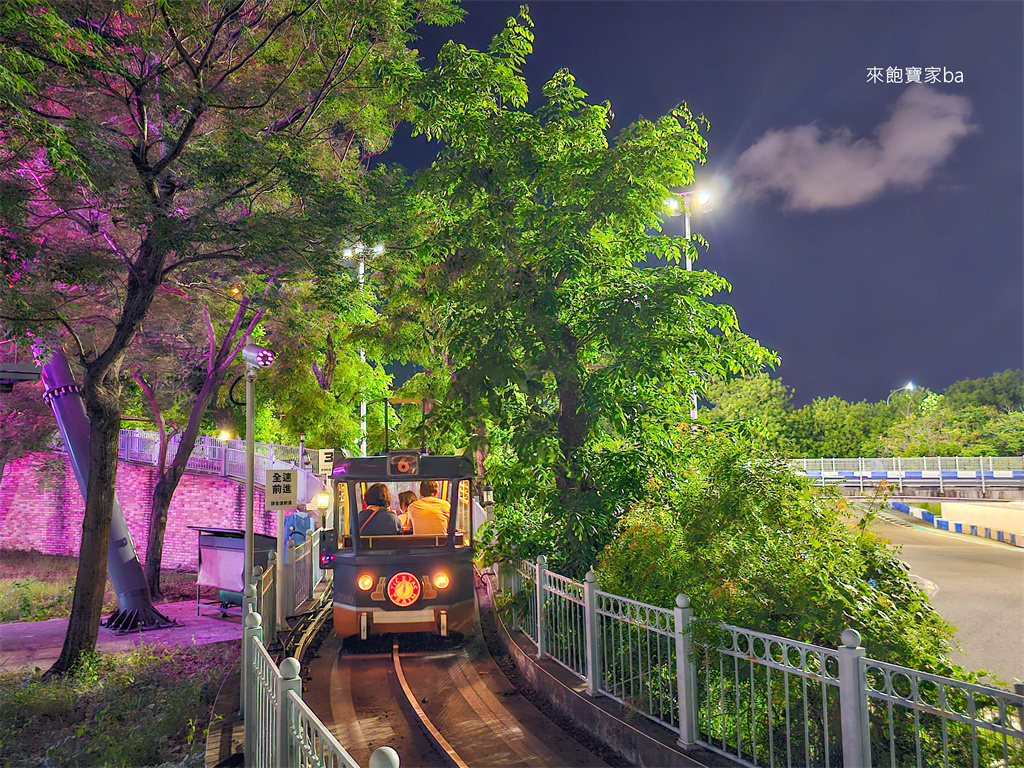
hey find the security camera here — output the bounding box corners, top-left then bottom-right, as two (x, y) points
(242, 344), (275, 368)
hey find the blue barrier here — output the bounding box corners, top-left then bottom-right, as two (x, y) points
(891, 502), (911, 513)
(937, 520), (949, 530)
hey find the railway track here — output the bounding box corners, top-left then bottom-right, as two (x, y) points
(302, 630), (610, 767)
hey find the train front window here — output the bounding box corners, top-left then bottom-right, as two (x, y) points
(353, 479), (458, 547)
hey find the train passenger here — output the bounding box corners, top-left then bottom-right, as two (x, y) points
(358, 483), (403, 536)
(397, 490), (417, 533)
(407, 480), (450, 535)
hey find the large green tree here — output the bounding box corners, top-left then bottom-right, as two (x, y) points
(0, 0), (459, 675)
(371, 11), (773, 573)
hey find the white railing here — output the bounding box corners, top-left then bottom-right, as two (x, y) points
(790, 456), (1024, 495)
(290, 537), (313, 614)
(498, 557), (1024, 767)
(242, 607), (399, 768)
(115, 427), (322, 485)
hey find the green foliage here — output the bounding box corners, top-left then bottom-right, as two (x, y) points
(706, 370), (1024, 458)
(0, 643), (237, 767)
(372, 10), (772, 575)
(595, 432), (956, 670)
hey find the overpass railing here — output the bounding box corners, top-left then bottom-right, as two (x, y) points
(115, 427), (324, 484)
(497, 557), (1024, 768)
(790, 456), (1024, 494)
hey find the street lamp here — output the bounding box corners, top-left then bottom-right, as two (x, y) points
(886, 381), (915, 405)
(243, 343), (275, 590)
(664, 188), (713, 420)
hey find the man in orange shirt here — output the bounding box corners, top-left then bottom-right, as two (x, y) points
(407, 480), (450, 535)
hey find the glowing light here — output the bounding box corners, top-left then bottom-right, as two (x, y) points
(372, 244), (385, 255)
(696, 190), (712, 207)
(387, 572), (421, 607)
(230, 285), (241, 296)
(357, 574), (374, 591)
(664, 198), (680, 213)
(219, 430), (233, 440)
(907, 381), (915, 391)
(433, 572), (450, 589)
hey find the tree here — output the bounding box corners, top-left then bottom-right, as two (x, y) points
(373, 12), (773, 574)
(133, 297), (262, 600)
(944, 369), (1024, 413)
(705, 373), (798, 454)
(0, 0), (459, 675)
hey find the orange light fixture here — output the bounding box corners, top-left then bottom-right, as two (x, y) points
(357, 574), (374, 591)
(433, 572), (450, 589)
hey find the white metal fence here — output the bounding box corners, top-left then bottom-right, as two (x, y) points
(242, 608), (399, 768)
(114, 427), (324, 483)
(497, 557), (1024, 768)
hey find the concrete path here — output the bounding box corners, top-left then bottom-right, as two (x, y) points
(0, 599), (241, 672)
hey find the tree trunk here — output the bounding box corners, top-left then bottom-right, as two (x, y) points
(553, 327), (590, 496)
(47, 235), (167, 677)
(144, 375), (222, 599)
(45, 376), (121, 678)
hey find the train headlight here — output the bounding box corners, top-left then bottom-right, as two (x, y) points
(433, 572), (450, 589)
(357, 574), (374, 591)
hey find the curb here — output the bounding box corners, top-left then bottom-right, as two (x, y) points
(888, 502), (1024, 547)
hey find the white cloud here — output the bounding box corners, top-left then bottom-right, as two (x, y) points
(731, 85), (977, 211)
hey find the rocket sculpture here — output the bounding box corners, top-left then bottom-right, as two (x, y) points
(41, 351), (174, 632)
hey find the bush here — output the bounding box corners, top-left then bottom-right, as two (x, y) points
(595, 432), (957, 671)
(0, 643), (238, 767)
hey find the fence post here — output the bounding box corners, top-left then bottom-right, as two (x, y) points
(276, 657), (302, 767)
(583, 570), (601, 696)
(674, 594), (699, 748)
(220, 438), (228, 477)
(284, 539), (297, 620)
(837, 628), (871, 768)
(241, 585), (257, 717)
(535, 555), (547, 660)
(243, 610), (263, 768)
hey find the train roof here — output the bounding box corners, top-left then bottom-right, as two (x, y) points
(330, 451), (474, 482)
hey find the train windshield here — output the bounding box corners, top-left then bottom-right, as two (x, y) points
(341, 478), (473, 550)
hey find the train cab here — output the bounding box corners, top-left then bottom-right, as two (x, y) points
(320, 450), (476, 640)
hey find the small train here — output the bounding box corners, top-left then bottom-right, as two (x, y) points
(319, 450), (476, 640)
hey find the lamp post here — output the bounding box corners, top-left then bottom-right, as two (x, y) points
(886, 381), (915, 405)
(664, 189), (713, 421)
(242, 343), (275, 590)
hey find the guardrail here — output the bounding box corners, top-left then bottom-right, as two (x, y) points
(241, 607), (399, 768)
(791, 456), (1024, 494)
(115, 427), (324, 484)
(497, 557), (1024, 768)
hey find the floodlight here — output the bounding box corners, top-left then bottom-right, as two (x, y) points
(242, 344), (275, 368)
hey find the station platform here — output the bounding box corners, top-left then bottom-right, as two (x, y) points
(0, 600), (241, 672)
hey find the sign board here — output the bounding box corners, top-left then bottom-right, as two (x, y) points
(387, 450), (420, 477)
(265, 469), (298, 510)
(318, 449), (335, 475)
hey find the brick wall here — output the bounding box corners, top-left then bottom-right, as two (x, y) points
(0, 452), (277, 571)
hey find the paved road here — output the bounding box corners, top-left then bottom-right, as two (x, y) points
(871, 511), (1023, 685)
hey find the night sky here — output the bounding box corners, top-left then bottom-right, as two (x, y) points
(388, 1), (1024, 406)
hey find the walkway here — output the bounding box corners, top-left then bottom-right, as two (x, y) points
(0, 600), (241, 671)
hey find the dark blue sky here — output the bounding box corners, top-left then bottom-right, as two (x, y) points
(390, 1), (1023, 406)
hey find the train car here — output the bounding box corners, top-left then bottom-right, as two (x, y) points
(319, 450), (477, 640)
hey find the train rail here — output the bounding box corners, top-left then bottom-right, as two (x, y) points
(301, 629), (610, 767)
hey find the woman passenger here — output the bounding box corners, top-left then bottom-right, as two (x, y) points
(358, 483), (403, 536)
(398, 490), (417, 533)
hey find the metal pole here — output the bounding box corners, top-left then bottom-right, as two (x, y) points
(358, 260), (368, 456)
(244, 365), (257, 589)
(684, 210), (698, 421)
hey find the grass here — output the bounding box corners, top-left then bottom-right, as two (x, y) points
(0, 550), (217, 623)
(0, 641), (239, 768)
